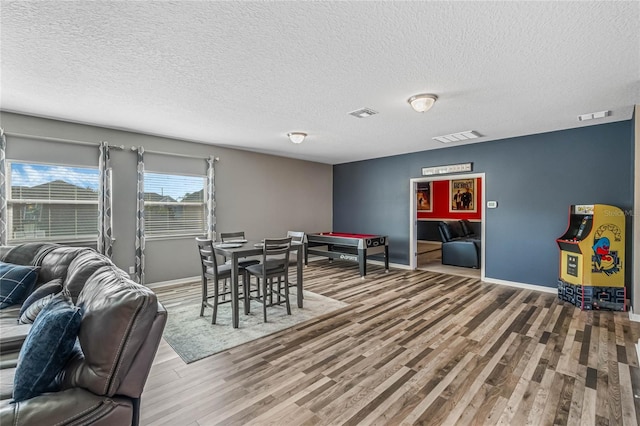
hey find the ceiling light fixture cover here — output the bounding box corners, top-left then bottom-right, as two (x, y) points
(287, 132), (307, 144)
(408, 94), (438, 113)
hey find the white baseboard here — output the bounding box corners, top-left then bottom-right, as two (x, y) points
(628, 306), (640, 322)
(482, 277), (557, 294)
(146, 275), (200, 289)
(367, 259), (412, 270)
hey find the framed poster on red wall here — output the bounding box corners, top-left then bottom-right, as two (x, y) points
(416, 182), (432, 212)
(450, 178), (476, 212)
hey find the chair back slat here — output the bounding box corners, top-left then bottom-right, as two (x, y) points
(260, 237), (291, 274)
(195, 236), (220, 278)
(220, 231), (246, 242)
(286, 231), (305, 244)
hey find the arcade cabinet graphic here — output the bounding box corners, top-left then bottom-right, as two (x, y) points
(556, 204), (626, 311)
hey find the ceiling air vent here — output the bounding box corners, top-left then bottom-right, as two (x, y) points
(433, 130), (482, 144)
(348, 108), (378, 118)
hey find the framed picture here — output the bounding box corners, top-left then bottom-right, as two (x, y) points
(416, 182), (432, 212)
(450, 178), (476, 212)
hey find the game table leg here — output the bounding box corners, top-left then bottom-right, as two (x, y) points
(384, 245), (389, 272)
(358, 247), (366, 278)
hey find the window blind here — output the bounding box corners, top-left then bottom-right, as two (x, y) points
(7, 161), (99, 243)
(143, 172), (205, 237)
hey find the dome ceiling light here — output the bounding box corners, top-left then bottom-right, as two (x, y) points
(408, 94), (438, 113)
(287, 132), (307, 144)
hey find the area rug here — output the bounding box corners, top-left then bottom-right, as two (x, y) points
(162, 289), (348, 364)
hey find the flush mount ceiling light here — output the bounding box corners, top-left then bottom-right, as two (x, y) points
(408, 94), (438, 113)
(287, 132), (307, 144)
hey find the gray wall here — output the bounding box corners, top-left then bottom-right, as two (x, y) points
(1, 112), (333, 284)
(334, 121), (634, 289)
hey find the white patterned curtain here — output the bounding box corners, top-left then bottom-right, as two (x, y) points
(97, 141), (114, 257)
(135, 147), (145, 284)
(0, 129), (6, 246)
(206, 156), (216, 241)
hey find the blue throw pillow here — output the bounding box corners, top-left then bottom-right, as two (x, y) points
(0, 261), (39, 309)
(13, 293), (82, 402)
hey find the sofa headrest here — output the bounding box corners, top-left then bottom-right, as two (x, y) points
(1, 243), (59, 268)
(37, 247), (92, 286)
(60, 266), (159, 398)
(459, 219), (475, 237)
(64, 250), (114, 302)
(438, 221), (465, 242)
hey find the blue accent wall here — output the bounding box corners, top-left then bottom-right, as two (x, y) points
(333, 121), (634, 288)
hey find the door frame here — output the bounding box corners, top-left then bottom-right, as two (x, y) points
(409, 172), (486, 280)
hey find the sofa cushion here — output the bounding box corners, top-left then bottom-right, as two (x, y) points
(13, 293), (82, 402)
(18, 278), (63, 319)
(0, 262), (39, 309)
(0, 368), (15, 400)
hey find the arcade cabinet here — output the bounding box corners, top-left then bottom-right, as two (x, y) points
(556, 204), (626, 310)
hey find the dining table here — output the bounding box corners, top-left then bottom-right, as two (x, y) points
(212, 239), (305, 328)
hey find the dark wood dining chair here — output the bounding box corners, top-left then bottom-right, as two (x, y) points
(195, 236), (234, 324)
(244, 237), (292, 322)
(286, 231), (305, 297)
(220, 231), (260, 269)
(219, 231), (260, 299)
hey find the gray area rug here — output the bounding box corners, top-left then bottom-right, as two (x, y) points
(162, 290), (348, 364)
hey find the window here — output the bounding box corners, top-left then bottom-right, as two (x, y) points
(144, 172), (205, 237)
(7, 162), (99, 243)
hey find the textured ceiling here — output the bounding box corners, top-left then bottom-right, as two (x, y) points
(1, 1), (638, 164)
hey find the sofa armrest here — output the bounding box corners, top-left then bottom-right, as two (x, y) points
(0, 388), (134, 425)
(442, 240), (480, 268)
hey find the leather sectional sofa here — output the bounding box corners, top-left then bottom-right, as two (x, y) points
(437, 220), (481, 268)
(0, 243), (166, 425)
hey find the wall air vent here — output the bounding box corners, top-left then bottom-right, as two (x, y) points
(348, 108), (378, 118)
(433, 130), (482, 144)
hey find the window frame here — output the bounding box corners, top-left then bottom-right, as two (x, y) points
(6, 160), (100, 244)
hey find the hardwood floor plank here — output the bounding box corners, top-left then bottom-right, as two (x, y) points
(140, 264), (640, 425)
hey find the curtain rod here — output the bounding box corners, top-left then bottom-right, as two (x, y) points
(131, 146), (219, 161)
(2, 130), (124, 150)
(1, 129), (217, 160)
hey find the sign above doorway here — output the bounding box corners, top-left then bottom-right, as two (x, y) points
(421, 162), (473, 176)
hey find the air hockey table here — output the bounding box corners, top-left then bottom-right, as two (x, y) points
(304, 232), (389, 277)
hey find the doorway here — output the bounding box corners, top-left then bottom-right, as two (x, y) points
(409, 173), (486, 280)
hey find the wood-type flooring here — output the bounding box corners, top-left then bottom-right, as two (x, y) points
(142, 261), (640, 425)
